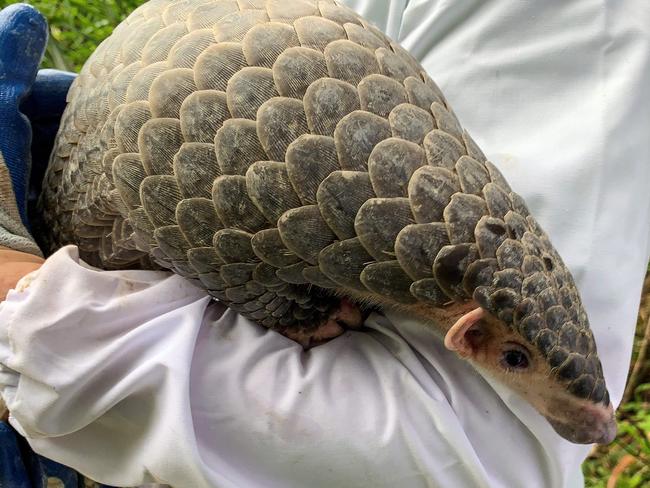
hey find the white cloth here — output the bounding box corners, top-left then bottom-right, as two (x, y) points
(1, 0), (650, 487)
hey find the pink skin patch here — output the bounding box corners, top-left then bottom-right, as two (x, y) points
(444, 307), (485, 356)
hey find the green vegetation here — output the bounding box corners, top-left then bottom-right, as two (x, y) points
(1, 1), (648, 486)
(583, 275), (650, 487)
(583, 402), (650, 487)
(0, 0), (144, 72)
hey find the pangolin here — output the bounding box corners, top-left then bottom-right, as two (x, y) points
(38, 0), (616, 445)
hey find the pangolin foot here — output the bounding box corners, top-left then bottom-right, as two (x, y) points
(279, 297), (364, 349)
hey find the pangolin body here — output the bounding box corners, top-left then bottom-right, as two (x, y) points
(40, 0), (613, 442)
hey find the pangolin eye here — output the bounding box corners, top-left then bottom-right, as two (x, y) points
(500, 344), (530, 370)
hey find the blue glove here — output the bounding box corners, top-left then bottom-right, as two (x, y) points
(0, 3), (75, 244)
(0, 5), (115, 488)
(0, 422), (82, 488)
(22, 68), (77, 213)
(0, 3), (48, 228)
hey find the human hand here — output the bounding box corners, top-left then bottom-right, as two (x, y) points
(0, 3), (75, 257)
(0, 245), (43, 301)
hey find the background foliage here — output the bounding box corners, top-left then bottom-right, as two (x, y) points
(0, 0), (144, 72)
(1, 1), (649, 486)
(583, 271), (650, 487)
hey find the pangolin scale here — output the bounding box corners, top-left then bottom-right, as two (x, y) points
(40, 0), (609, 412)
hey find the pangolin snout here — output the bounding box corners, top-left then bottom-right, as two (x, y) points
(547, 402), (616, 445)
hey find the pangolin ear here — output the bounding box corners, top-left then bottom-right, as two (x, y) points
(444, 307), (486, 357)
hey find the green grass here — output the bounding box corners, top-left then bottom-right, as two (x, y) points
(0, 0), (144, 72)
(583, 289), (650, 488)
(2, 1), (649, 485)
(583, 389), (650, 487)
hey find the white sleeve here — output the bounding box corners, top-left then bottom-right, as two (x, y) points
(1, 1), (649, 488)
(0, 247), (586, 488)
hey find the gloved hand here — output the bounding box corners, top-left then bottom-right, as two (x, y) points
(0, 3), (76, 301)
(0, 4), (93, 488)
(0, 3), (74, 257)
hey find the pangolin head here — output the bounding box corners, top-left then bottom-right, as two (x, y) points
(406, 188), (615, 445)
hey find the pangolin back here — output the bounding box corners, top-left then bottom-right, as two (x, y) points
(40, 0), (607, 405)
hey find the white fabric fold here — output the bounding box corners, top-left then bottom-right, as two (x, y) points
(0, 247), (586, 488)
